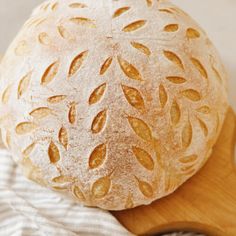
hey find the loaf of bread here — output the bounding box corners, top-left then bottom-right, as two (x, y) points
(0, 0), (228, 210)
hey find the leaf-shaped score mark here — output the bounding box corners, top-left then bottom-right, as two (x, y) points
(179, 154), (198, 164)
(41, 60), (59, 86)
(51, 2), (59, 11)
(47, 95), (66, 104)
(57, 25), (73, 40)
(170, 7), (188, 16)
(5, 131), (11, 149)
(186, 28), (200, 39)
(68, 50), (88, 78)
(146, 0), (153, 7)
(69, 3), (87, 8)
(113, 7), (130, 18)
(59, 126), (68, 149)
(91, 110), (107, 134)
(52, 175), (75, 183)
(212, 66), (223, 84)
(100, 57), (113, 75)
(181, 164), (195, 171)
(125, 193), (134, 209)
(164, 51), (184, 69)
(36, 19), (47, 26)
(51, 185), (68, 191)
(197, 106), (211, 114)
(153, 138), (161, 165)
(1, 85), (12, 104)
(191, 58), (208, 79)
(15, 40), (30, 56)
(159, 8), (173, 14)
(89, 143), (106, 169)
(164, 24), (179, 32)
(26, 17), (46, 28)
(22, 143), (36, 156)
(123, 20), (147, 32)
(70, 17), (96, 28)
(181, 165), (195, 175)
(118, 56), (142, 81)
(166, 76), (186, 84)
(170, 100), (181, 125)
(21, 158), (42, 184)
(128, 117), (152, 142)
(89, 83), (106, 105)
(159, 84), (168, 108)
(122, 85), (145, 111)
(130, 42), (151, 56)
(41, 2), (50, 10)
(48, 141), (60, 163)
(72, 185), (85, 201)
(91, 175), (111, 199)
(132, 146), (154, 170)
(198, 118), (208, 137)
(181, 89), (201, 102)
(18, 71), (32, 99)
(30, 107), (52, 119)
(135, 176), (153, 198)
(165, 175), (179, 193)
(15, 122), (37, 135)
(68, 102), (77, 124)
(182, 120), (192, 148)
(38, 32), (51, 45)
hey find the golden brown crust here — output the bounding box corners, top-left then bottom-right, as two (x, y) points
(0, 0), (228, 210)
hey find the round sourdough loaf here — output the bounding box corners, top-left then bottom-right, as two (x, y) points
(0, 0), (228, 210)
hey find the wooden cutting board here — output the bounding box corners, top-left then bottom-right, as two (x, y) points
(112, 107), (236, 236)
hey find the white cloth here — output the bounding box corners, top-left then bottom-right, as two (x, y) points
(0, 148), (202, 236)
(0, 149), (132, 236)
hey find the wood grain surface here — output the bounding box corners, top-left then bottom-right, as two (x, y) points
(112, 107), (236, 236)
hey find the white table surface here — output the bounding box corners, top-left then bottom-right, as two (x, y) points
(0, 0), (235, 111)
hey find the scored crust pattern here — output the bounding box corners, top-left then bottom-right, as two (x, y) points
(0, 0), (228, 210)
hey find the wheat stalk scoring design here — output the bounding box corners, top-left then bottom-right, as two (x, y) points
(0, 0), (228, 210)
